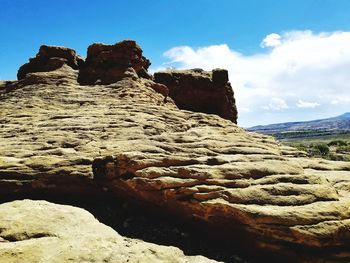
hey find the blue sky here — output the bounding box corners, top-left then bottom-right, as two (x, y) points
(1, 0), (350, 126)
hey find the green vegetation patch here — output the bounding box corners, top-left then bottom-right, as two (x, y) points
(284, 136), (350, 161)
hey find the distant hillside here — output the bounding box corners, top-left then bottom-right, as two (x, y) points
(248, 113), (350, 139)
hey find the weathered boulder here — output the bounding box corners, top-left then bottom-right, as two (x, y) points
(0, 200), (216, 263)
(17, 45), (83, 80)
(78, 40), (151, 85)
(154, 69), (238, 123)
(1, 41), (350, 262)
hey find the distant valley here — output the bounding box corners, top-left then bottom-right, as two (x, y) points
(248, 112), (350, 140)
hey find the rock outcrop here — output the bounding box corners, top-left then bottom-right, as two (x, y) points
(17, 45), (83, 80)
(154, 69), (238, 123)
(0, 200), (216, 263)
(78, 40), (151, 85)
(1, 40), (350, 262)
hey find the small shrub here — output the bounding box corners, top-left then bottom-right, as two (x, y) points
(329, 153), (348, 161)
(336, 145), (350, 154)
(315, 143), (330, 156)
(308, 143), (329, 157)
(328, 140), (348, 147)
(292, 143), (307, 152)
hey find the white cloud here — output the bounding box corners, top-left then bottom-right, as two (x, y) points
(263, 98), (289, 111)
(158, 30), (350, 126)
(296, 99), (320, 108)
(261, 33), (281, 48)
(330, 97), (350, 105)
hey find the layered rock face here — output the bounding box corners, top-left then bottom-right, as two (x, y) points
(17, 45), (83, 80)
(0, 200), (216, 263)
(1, 40), (350, 262)
(154, 69), (238, 123)
(78, 40), (151, 85)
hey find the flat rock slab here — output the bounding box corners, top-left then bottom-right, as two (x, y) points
(1, 64), (350, 261)
(0, 200), (217, 263)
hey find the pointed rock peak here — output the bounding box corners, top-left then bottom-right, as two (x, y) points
(17, 45), (84, 80)
(77, 40), (151, 85)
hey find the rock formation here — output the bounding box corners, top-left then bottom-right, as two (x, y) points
(17, 45), (83, 80)
(154, 69), (238, 123)
(0, 40), (350, 262)
(0, 200), (216, 263)
(78, 40), (151, 85)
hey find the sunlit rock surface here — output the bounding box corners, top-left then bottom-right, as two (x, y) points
(0, 41), (350, 262)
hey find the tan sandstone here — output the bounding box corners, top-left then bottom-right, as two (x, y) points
(0, 42), (349, 262)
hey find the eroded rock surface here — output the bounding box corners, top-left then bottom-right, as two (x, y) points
(0, 200), (216, 263)
(17, 45), (83, 80)
(154, 69), (238, 123)
(78, 40), (151, 85)
(1, 41), (350, 262)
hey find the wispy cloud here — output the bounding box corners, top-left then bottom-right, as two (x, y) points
(263, 98), (289, 111)
(159, 31), (350, 126)
(296, 100), (320, 108)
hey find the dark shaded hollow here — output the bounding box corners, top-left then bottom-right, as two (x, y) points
(1, 190), (345, 263)
(0, 192), (252, 263)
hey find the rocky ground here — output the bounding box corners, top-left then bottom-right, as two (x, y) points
(0, 41), (350, 262)
(0, 199), (218, 263)
(0, 194), (249, 263)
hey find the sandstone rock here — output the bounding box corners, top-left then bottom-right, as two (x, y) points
(0, 200), (217, 263)
(0, 81), (15, 95)
(1, 41), (350, 262)
(17, 45), (83, 80)
(154, 69), (238, 123)
(78, 40), (151, 85)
